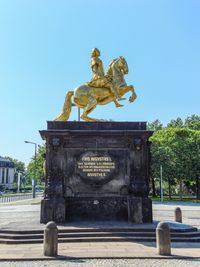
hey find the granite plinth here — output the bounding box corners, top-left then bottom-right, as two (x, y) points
(40, 121), (153, 223)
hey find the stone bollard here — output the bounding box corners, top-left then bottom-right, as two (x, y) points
(43, 221), (58, 257)
(156, 222), (171, 256)
(174, 207), (182, 223)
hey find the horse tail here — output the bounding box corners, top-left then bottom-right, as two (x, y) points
(54, 91), (74, 121)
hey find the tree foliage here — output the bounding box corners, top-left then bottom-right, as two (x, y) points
(4, 157), (25, 173)
(26, 144), (45, 185)
(148, 114), (200, 130)
(167, 117), (184, 128)
(147, 119), (163, 131)
(150, 127), (200, 198)
(185, 115), (200, 130)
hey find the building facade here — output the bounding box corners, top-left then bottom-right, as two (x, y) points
(0, 157), (15, 189)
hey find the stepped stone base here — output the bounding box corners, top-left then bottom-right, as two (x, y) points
(0, 222), (199, 244)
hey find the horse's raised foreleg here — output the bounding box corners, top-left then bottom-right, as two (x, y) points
(129, 86), (137, 103)
(80, 97), (98, 121)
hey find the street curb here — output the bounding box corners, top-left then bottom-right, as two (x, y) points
(0, 255), (199, 261)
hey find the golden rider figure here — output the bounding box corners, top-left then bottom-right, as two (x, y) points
(88, 48), (124, 104)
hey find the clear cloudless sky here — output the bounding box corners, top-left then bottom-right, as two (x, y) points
(0, 0), (200, 165)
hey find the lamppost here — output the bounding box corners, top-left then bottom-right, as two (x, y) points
(160, 165), (163, 202)
(17, 172), (21, 193)
(25, 141), (37, 198)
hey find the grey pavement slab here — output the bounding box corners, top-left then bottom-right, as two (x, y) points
(0, 198), (200, 260)
(0, 198), (200, 230)
(153, 201), (200, 229)
(0, 242), (199, 260)
(0, 259), (200, 267)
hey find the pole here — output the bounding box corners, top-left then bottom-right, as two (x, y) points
(78, 107), (80, 121)
(33, 143), (37, 198)
(17, 173), (21, 193)
(160, 165), (163, 202)
(24, 175), (26, 192)
(72, 103), (80, 121)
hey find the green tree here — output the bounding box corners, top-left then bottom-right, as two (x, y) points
(26, 144), (46, 186)
(5, 157), (25, 173)
(147, 119), (163, 131)
(167, 117), (184, 128)
(150, 128), (200, 199)
(170, 129), (194, 199)
(150, 129), (177, 198)
(187, 130), (200, 199)
(185, 114), (200, 130)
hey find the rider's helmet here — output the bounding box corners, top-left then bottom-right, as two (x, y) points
(91, 48), (100, 57)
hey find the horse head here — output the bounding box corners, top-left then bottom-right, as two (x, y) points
(118, 56), (129, 75)
(106, 56), (129, 78)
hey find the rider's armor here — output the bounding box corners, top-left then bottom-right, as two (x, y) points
(87, 54), (110, 88)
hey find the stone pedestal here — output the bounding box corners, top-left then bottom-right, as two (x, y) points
(41, 197), (65, 224)
(127, 197), (143, 223)
(40, 121), (153, 223)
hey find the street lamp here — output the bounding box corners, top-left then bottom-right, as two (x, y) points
(25, 141), (37, 198)
(160, 165), (163, 202)
(17, 172), (21, 193)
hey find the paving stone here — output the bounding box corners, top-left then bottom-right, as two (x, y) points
(0, 259), (200, 267)
(0, 198), (200, 261)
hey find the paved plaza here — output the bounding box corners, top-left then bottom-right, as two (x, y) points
(0, 259), (200, 267)
(0, 197), (200, 230)
(0, 197), (199, 265)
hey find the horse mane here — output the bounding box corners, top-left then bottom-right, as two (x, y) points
(106, 58), (118, 77)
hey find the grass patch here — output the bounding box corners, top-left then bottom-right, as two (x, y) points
(151, 195), (200, 203)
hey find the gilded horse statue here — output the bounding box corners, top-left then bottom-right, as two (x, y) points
(54, 56), (137, 122)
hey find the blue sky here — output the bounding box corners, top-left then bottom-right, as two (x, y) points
(0, 0), (200, 165)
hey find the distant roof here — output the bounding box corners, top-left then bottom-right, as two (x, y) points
(0, 157), (10, 162)
(0, 157), (15, 168)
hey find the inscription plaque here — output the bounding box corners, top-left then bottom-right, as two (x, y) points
(76, 151), (117, 184)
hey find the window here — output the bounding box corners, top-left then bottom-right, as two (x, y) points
(2, 168), (5, 184)
(6, 168), (9, 184)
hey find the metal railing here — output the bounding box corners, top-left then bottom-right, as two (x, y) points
(0, 193), (38, 203)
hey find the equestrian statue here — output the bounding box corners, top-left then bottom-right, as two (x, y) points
(54, 48), (137, 122)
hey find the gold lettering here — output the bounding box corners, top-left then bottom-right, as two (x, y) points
(77, 155), (115, 177)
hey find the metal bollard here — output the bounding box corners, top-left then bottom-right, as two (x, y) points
(156, 222), (171, 256)
(174, 207), (182, 223)
(43, 221), (58, 256)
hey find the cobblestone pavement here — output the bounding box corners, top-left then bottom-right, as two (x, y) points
(0, 259), (200, 267)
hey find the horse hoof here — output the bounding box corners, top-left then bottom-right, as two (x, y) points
(116, 103), (124, 108)
(129, 96), (136, 103)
